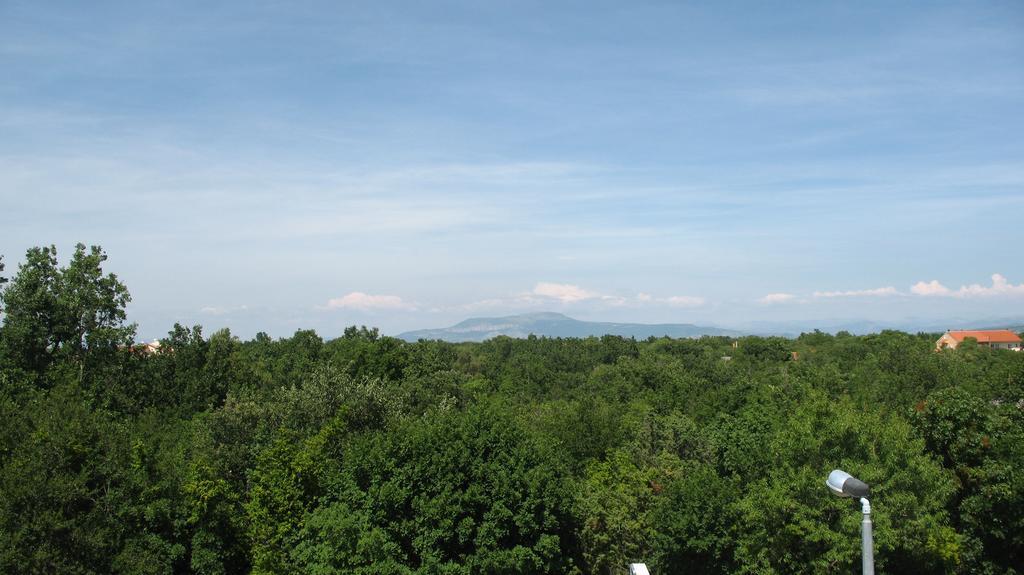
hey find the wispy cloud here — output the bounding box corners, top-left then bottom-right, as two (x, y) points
(458, 284), (707, 312)
(664, 295), (706, 307)
(276, 203), (485, 237)
(813, 286), (900, 298)
(326, 292), (414, 310)
(200, 304), (250, 315)
(910, 273), (1024, 298)
(4, 2), (1021, 338)
(759, 293), (797, 304)
(528, 283), (707, 308)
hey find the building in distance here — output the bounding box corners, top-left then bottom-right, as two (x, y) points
(935, 329), (1022, 351)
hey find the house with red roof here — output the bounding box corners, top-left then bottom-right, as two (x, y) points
(935, 329), (1022, 351)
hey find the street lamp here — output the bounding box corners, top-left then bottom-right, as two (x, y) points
(826, 469), (874, 575)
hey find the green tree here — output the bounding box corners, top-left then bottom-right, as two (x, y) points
(325, 326), (409, 381)
(738, 336), (792, 362)
(0, 244), (133, 384)
(913, 387), (1024, 572)
(0, 384), (183, 574)
(651, 463), (738, 575)
(292, 405), (578, 574)
(575, 450), (658, 574)
(717, 390), (959, 574)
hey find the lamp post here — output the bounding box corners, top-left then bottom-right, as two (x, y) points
(826, 469), (874, 575)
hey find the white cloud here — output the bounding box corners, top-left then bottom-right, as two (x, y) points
(813, 286), (900, 298)
(959, 273), (1024, 297)
(664, 295), (706, 307)
(910, 280), (952, 296)
(326, 292), (413, 310)
(759, 293), (796, 304)
(911, 273), (1024, 298)
(531, 282), (598, 303)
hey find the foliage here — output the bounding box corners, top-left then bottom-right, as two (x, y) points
(3, 244), (1024, 574)
(0, 244), (134, 398)
(575, 450), (658, 574)
(0, 384), (184, 574)
(288, 405), (577, 574)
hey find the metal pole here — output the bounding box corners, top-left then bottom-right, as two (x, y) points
(860, 497), (874, 575)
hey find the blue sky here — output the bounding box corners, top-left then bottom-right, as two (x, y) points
(2, 0), (1023, 339)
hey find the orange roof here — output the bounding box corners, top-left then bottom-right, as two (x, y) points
(947, 330), (1021, 343)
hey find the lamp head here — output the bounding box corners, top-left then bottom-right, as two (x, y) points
(826, 469), (870, 498)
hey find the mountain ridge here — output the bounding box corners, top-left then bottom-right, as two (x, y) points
(397, 312), (742, 342)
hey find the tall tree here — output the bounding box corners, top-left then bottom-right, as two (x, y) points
(0, 244), (133, 381)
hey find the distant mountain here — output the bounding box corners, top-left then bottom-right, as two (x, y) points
(397, 313), (1024, 343)
(736, 316), (1024, 337)
(397, 312), (743, 342)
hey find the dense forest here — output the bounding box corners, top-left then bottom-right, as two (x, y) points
(1, 245), (1022, 575)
